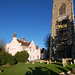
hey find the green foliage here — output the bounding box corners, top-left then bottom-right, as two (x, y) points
(44, 34), (51, 59)
(44, 34), (50, 50)
(9, 56), (16, 65)
(0, 39), (5, 52)
(0, 51), (16, 65)
(0, 51), (29, 65)
(0, 48), (2, 53)
(14, 51), (29, 63)
(0, 55), (5, 65)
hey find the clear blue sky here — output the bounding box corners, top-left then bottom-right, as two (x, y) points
(0, 0), (75, 49)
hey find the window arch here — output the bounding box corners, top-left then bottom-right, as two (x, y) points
(59, 4), (66, 15)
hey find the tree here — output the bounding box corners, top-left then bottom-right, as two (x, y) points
(0, 39), (6, 53)
(44, 34), (51, 59)
(0, 51), (16, 65)
(0, 48), (2, 53)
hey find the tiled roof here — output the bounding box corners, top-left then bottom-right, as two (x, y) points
(17, 39), (31, 46)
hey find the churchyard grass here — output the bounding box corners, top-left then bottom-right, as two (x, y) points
(0, 62), (75, 75)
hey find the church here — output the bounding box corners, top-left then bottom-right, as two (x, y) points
(50, 0), (75, 59)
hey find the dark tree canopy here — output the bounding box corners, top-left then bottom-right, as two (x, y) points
(44, 34), (51, 59)
(44, 34), (50, 50)
(0, 39), (6, 53)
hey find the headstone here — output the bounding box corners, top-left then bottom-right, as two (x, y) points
(49, 60), (51, 63)
(32, 62), (34, 64)
(55, 60), (56, 63)
(74, 60), (75, 64)
(47, 61), (49, 65)
(52, 57), (54, 60)
(40, 60), (42, 63)
(71, 62), (73, 65)
(59, 72), (65, 75)
(62, 58), (67, 67)
(67, 71), (71, 74)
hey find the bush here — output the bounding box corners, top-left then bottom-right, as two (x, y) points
(9, 56), (16, 65)
(14, 51), (29, 63)
(0, 55), (5, 65)
(0, 51), (16, 65)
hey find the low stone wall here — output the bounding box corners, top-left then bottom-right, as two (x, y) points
(65, 58), (72, 61)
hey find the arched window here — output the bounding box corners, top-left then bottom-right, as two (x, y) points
(59, 4), (66, 15)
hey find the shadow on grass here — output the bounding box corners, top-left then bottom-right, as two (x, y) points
(25, 67), (58, 75)
(52, 63), (63, 66)
(55, 66), (68, 74)
(66, 67), (71, 71)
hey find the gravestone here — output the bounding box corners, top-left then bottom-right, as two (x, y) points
(67, 71), (71, 74)
(74, 60), (75, 64)
(59, 72), (65, 75)
(40, 60), (42, 63)
(71, 62), (73, 65)
(49, 60), (51, 63)
(55, 60), (56, 63)
(32, 62), (34, 64)
(47, 61), (49, 65)
(62, 58), (67, 67)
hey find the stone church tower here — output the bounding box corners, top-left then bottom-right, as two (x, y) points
(50, 0), (75, 59)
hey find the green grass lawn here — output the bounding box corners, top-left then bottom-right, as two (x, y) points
(0, 62), (75, 75)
